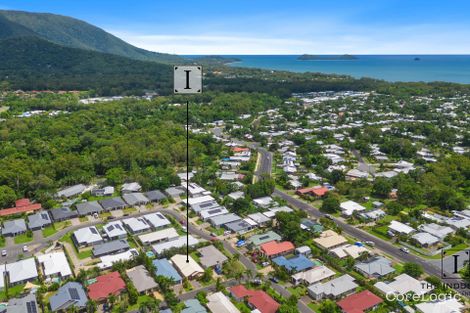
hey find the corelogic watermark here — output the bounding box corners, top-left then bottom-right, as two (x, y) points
(440, 248), (470, 279)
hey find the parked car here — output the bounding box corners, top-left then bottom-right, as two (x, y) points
(181, 226), (187, 233)
(262, 261), (270, 267)
(1, 250), (6, 257)
(365, 241), (375, 247)
(400, 247), (410, 254)
(270, 276), (279, 283)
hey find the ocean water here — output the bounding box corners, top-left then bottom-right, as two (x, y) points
(218, 55), (470, 84)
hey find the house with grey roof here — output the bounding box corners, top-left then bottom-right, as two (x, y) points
(121, 182), (142, 194)
(165, 186), (186, 198)
(126, 265), (158, 294)
(191, 200), (220, 213)
(181, 299), (207, 313)
(99, 197), (127, 211)
(123, 217), (151, 234)
(199, 207), (229, 221)
(56, 184), (86, 198)
(2, 219), (27, 236)
(49, 282), (88, 312)
(73, 226), (103, 247)
(76, 201), (103, 216)
(247, 231), (282, 247)
(123, 192), (150, 206)
(354, 256), (396, 278)
(197, 245), (228, 269)
(102, 220), (127, 239)
(208, 213), (241, 227)
(27, 211), (52, 230)
(91, 186), (114, 197)
(308, 274), (358, 300)
(4, 293), (38, 313)
(92, 239), (130, 257)
(411, 232), (440, 247)
(224, 219), (255, 234)
(50, 207), (78, 222)
(145, 190), (167, 202)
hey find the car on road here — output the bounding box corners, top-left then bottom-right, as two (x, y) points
(365, 241), (375, 247)
(181, 226), (187, 233)
(400, 247), (410, 254)
(324, 214), (333, 220)
(1, 250), (6, 257)
(23, 245), (28, 252)
(270, 276), (279, 283)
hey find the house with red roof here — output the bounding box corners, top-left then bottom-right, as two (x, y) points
(337, 290), (383, 313)
(87, 272), (126, 301)
(296, 186), (328, 198)
(232, 147), (250, 153)
(230, 285), (280, 313)
(260, 241), (295, 258)
(0, 198), (42, 217)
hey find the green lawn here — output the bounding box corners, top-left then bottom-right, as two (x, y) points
(77, 249), (93, 259)
(42, 225), (58, 237)
(0, 283), (25, 301)
(308, 302), (320, 312)
(123, 207), (137, 215)
(128, 295), (154, 311)
(14, 233), (33, 244)
(79, 216), (88, 222)
(0, 236), (5, 248)
(287, 285), (307, 298)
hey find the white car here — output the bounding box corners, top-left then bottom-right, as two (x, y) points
(400, 247), (410, 254)
(1, 250), (6, 257)
(23, 245), (28, 252)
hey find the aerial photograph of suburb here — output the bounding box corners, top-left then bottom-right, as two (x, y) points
(0, 0), (469, 312)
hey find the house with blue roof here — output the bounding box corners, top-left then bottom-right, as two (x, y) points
(181, 299), (207, 313)
(153, 258), (182, 284)
(272, 254), (315, 273)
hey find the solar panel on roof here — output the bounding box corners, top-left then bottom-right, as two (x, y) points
(90, 228), (98, 234)
(208, 209), (221, 214)
(107, 225), (115, 231)
(41, 213), (49, 219)
(259, 235), (269, 240)
(26, 302), (37, 313)
(115, 224), (123, 230)
(157, 213), (165, 219)
(69, 288), (80, 300)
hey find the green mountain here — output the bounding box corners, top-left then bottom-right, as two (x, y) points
(0, 10), (182, 64)
(0, 36), (173, 94)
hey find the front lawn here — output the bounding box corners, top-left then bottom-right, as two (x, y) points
(78, 249), (93, 259)
(0, 283), (25, 301)
(14, 233), (33, 244)
(42, 225), (58, 237)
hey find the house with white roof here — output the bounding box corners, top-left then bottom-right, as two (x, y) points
(6, 258), (38, 285)
(200, 207), (229, 221)
(388, 220), (415, 236)
(98, 249), (139, 269)
(415, 298), (464, 313)
(138, 228), (179, 245)
(292, 265), (335, 286)
(330, 244), (369, 259)
(152, 235), (199, 255)
(206, 292), (240, 313)
(308, 274), (358, 300)
(102, 220), (127, 240)
(418, 223), (455, 240)
(171, 254), (204, 279)
(122, 217), (151, 234)
(143, 212), (171, 229)
(253, 196), (275, 209)
(374, 273), (433, 296)
(188, 195), (215, 207)
(340, 200), (366, 217)
(37, 251), (72, 281)
(73, 226), (103, 247)
(411, 232), (440, 247)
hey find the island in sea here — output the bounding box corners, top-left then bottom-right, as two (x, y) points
(297, 54), (358, 60)
(189, 55), (241, 65)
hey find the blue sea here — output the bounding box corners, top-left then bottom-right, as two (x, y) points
(215, 55), (470, 84)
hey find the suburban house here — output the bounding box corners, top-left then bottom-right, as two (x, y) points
(152, 258), (182, 284)
(91, 186), (114, 197)
(121, 182), (142, 194)
(57, 184), (86, 198)
(37, 251), (73, 281)
(50, 207), (78, 222)
(295, 246), (312, 257)
(340, 200), (366, 217)
(260, 241), (295, 258)
(76, 201), (103, 216)
(27, 211), (52, 230)
(230, 285), (280, 313)
(374, 273), (434, 296)
(296, 186), (329, 198)
(102, 220), (127, 240)
(197, 245), (228, 269)
(122, 217), (151, 234)
(247, 213), (271, 227)
(3, 293), (39, 313)
(138, 228), (179, 245)
(181, 299), (207, 313)
(415, 298), (464, 313)
(247, 231), (281, 247)
(411, 232), (440, 247)
(152, 235), (199, 255)
(200, 207), (229, 221)
(170, 254), (204, 279)
(0, 198), (41, 218)
(418, 223), (454, 240)
(308, 274), (358, 300)
(126, 265), (158, 294)
(144, 190), (167, 203)
(206, 292), (240, 313)
(354, 256), (395, 278)
(272, 255), (315, 273)
(49, 282), (88, 312)
(87, 272), (126, 302)
(73, 226), (103, 247)
(225, 219), (256, 234)
(330, 244), (369, 259)
(99, 197), (127, 211)
(337, 290), (383, 313)
(143, 212), (171, 229)
(314, 230), (347, 250)
(388, 220), (415, 236)
(2, 258), (37, 287)
(122, 192), (150, 206)
(92, 239), (130, 257)
(2, 218), (27, 236)
(191, 200), (221, 213)
(209, 213), (241, 228)
(291, 265), (335, 286)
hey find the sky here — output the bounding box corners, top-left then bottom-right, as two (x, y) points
(1, 0), (470, 54)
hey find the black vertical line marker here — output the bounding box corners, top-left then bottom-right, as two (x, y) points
(186, 99), (189, 263)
